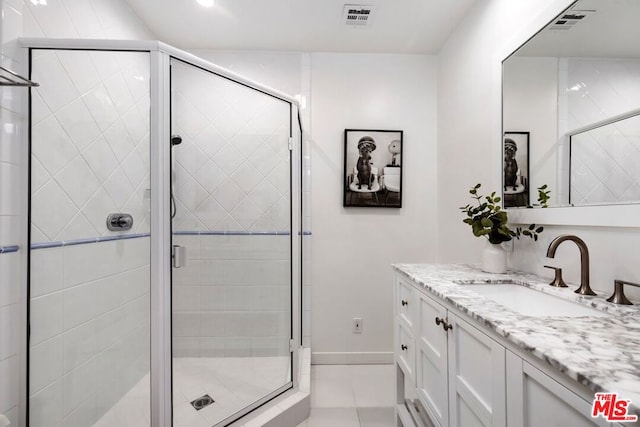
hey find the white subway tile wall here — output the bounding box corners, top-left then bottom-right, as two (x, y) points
(563, 58), (640, 205)
(172, 234), (291, 358)
(29, 239), (150, 427)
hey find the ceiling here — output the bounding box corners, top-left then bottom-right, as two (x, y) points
(513, 0), (640, 59)
(123, 0), (478, 53)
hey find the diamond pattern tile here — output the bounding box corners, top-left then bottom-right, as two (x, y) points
(193, 160), (226, 194)
(55, 156), (102, 208)
(230, 161), (263, 193)
(194, 197), (228, 230)
(32, 115), (79, 177)
(55, 98), (101, 151)
(213, 144), (245, 176)
(31, 50), (150, 242)
(32, 180), (78, 240)
(103, 119), (136, 162)
(230, 197), (263, 230)
(213, 179), (244, 212)
(568, 59), (640, 205)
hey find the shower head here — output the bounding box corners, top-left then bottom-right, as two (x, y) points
(171, 135), (183, 146)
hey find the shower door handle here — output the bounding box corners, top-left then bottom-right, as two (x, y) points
(172, 245), (187, 268)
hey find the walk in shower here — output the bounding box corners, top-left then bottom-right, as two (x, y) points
(25, 39), (302, 427)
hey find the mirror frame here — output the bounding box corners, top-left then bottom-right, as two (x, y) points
(499, 0), (640, 228)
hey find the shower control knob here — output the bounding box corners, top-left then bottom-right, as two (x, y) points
(106, 213), (133, 231)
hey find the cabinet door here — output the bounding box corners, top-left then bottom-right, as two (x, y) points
(447, 314), (506, 427)
(416, 293), (449, 427)
(397, 321), (416, 382)
(506, 351), (610, 427)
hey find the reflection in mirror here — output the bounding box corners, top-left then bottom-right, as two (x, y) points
(571, 113), (640, 205)
(502, 0), (640, 208)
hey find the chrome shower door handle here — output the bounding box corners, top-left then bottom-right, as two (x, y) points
(172, 245), (187, 268)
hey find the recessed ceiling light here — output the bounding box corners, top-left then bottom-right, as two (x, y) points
(196, 0), (214, 7)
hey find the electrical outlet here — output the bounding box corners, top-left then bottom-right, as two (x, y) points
(353, 318), (363, 333)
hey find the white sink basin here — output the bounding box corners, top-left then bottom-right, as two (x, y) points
(462, 283), (610, 317)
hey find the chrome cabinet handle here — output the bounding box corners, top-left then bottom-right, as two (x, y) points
(401, 344), (408, 351)
(401, 300), (408, 306)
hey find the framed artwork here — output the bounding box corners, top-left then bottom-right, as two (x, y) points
(343, 129), (403, 208)
(503, 131), (530, 208)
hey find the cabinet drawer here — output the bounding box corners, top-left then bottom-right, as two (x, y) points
(397, 277), (416, 329)
(398, 322), (416, 381)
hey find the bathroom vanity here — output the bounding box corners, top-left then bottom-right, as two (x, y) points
(393, 264), (640, 427)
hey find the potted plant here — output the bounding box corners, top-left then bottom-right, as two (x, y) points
(460, 183), (543, 273)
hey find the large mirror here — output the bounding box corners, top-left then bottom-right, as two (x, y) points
(502, 0), (640, 209)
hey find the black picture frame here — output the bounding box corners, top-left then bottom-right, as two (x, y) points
(503, 131), (530, 208)
(343, 129), (403, 208)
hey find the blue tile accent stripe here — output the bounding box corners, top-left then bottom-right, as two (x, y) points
(173, 231), (313, 236)
(173, 231), (291, 236)
(0, 245), (20, 254)
(28, 230), (312, 251)
(30, 233), (151, 250)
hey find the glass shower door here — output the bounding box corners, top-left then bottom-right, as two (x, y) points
(29, 49), (151, 427)
(169, 59), (293, 426)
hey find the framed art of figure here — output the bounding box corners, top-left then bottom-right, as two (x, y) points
(343, 129), (403, 208)
(503, 131), (530, 208)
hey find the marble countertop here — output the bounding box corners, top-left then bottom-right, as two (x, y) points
(392, 263), (640, 414)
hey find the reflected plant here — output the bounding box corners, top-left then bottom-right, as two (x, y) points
(536, 184), (550, 208)
(460, 183), (544, 244)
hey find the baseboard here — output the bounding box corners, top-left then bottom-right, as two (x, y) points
(311, 351), (394, 365)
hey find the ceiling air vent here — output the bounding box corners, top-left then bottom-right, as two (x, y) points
(548, 9), (595, 30)
(343, 5), (375, 27)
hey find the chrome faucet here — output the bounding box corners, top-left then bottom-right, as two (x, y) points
(546, 235), (597, 296)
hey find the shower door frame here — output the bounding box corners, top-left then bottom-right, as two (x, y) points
(21, 37), (302, 427)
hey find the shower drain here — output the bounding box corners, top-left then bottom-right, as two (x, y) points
(190, 394), (215, 411)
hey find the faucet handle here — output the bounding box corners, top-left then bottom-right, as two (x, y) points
(606, 280), (640, 305)
(543, 265), (568, 288)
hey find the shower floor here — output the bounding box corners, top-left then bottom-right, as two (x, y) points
(93, 356), (291, 427)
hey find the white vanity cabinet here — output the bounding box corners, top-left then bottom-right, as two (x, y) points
(394, 272), (617, 427)
(505, 351), (610, 427)
(395, 276), (506, 427)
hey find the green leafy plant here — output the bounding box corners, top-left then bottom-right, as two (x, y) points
(460, 183), (544, 244)
(536, 184), (550, 208)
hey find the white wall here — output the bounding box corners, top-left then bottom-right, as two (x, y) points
(438, 0), (640, 302)
(437, 0), (571, 264)
(309, 53), (438, 363)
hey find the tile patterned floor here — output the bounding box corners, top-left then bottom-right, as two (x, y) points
(297, 364), (396, 427)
